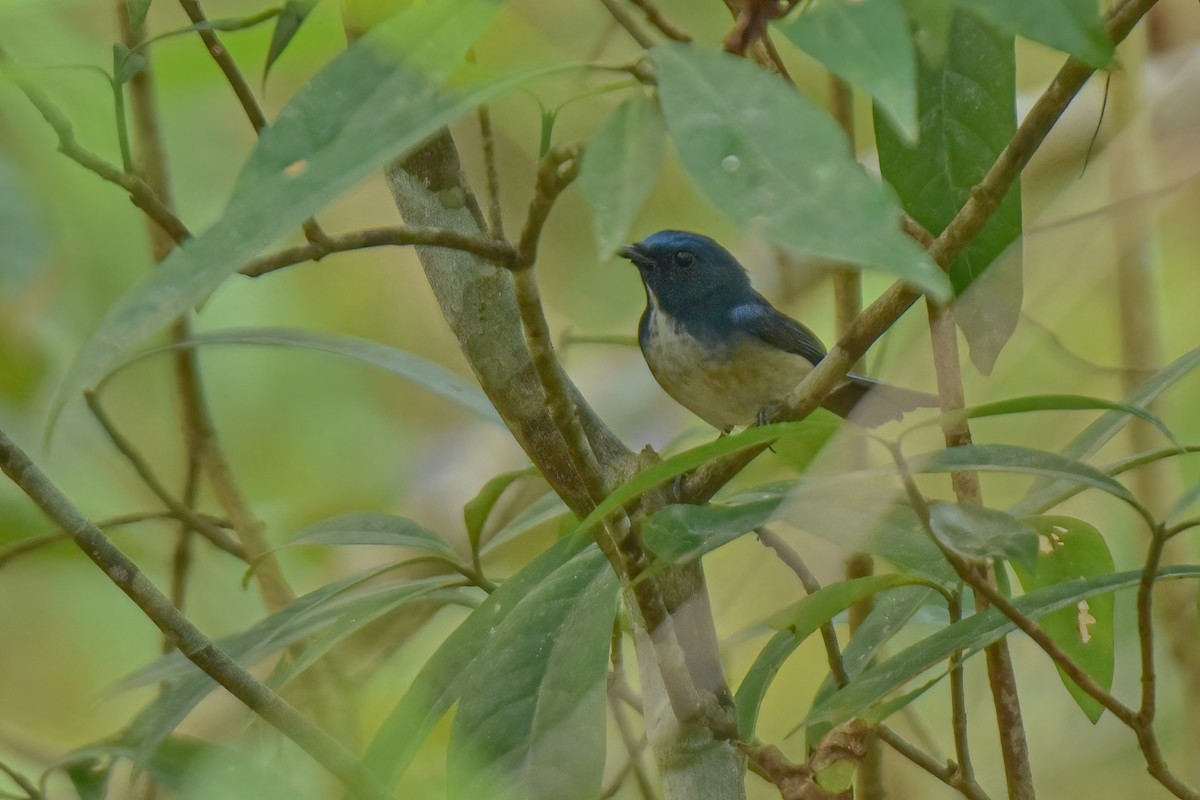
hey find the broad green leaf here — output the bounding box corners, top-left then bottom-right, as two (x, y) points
(769, 412), (840, 473)
(776, 0), (917, 141)
(265, 0), (320, 83)
(283, 511), (457, 557)
(362, 534), (606, 789)
(121, 572), (452, 762)
(448, 548), (618, 800)
(876, 9), (1020, 373)
(736, 574), (930, 738)
(808, 566), (1200, 728)
(642, 495), (782, 565)
(912, 444), (1142, 513)
(1015, 516), (1115, 723)
(0, 153), (48, 292)
(653, 43), (950, 300)
(125, 0), (151, 28)
(46, 0), (549, 431)
(928, 503), (1039, 571)
(1014, 347), (1200, 516)
(143, 737), (306, 800)
(114, 327), (502, 424)
(952, 0), (1111, 68)
(578, 93), (665, 256)
(464, 467), (539, 555)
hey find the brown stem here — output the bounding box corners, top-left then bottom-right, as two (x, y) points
(478, 106), (506, 239)
(0, 429), (392, 800)
(627, 0), (691, 41)
(598, 0), (656, 48)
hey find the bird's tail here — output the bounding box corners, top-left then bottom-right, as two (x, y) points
(822, 374), (939, 427)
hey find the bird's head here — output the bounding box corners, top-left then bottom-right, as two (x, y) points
(619, 230), (751, 312)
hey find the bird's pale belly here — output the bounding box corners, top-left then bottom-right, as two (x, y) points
(641, 315), (813, 431)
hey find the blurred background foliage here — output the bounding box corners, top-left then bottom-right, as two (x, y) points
(1, 0), (1200, 798)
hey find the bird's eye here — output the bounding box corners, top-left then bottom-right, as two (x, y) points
(674, 251), (694, 267)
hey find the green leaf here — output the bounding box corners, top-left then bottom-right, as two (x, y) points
(482, 489), (569, 554)
(283, 511), (457, 557)
(115, 327), (502, 425)
(808, 566), (1200, 728)
(928, 503), (1039, 571)
(113, 43), (146, 85)
(65, 758), (110, 800)
(265, 0), (320, 83)
(578, 92), (665, 257)
(912, 444), (1141, 513)
(362, 534), (607, 789)
(876, 9), (1020, 373)
(143, 737), (306, 800)
(652, 43), (950, 300)
(46, 0), (550, 432)
(448, 549), (618, 800)
(135, 9), (283, 50)
(735, 574), (931, 738)
(1014, 347), (1200, 516)
(776, 0), (917, 141)
(464, 467), (539, 556)
(951, 0), (1111, 68)
(0, 153), (48, 292)
(120, 571), (453, 762)
(125, 0), (152, 28)
(642, 495), (782, 566)
(1015, 515), (1115, 723)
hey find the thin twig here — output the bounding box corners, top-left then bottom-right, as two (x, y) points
(478, 106), (506, 239)
(597, 0), (656, 48)
(0, 757), (42, 800)
(240, 225), (517, 277)
(627, 0), (691, 41)
(0, 428), (393, 800)
(609, 679), (656, 800)
(947, 590), (974, 786)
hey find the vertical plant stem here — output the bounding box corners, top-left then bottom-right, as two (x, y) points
(927, 301), (1033, 800)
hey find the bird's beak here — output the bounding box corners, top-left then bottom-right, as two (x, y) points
(618, 243), (652, 269)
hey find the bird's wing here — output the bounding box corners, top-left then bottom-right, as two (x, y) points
(728, 298), (828, 366)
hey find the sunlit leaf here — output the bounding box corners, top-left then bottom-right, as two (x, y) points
(447, 547), (618, 800)
(578, 92), (665, 257)
(776, 0), (917, 141)
(265, 0), (320, 83)
(362, 534), (607, 789)
(928, 503), (1039, 571)
(736, 574), (931, 738)
(653, 43), (950, 299)
(876, 9), (1020, 373)
(1014, 347), (1200, 516)
(952, 0), (1111, 68)
(283, 511), (457, 557)
(115, 327), (502, 425)
(808, 566), (1200, 728)
(46, 0), (555, 433)
(464, 467), (539, 556)
(1015, 515), (1115, 723)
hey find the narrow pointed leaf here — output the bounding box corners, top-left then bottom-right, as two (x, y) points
(482, 490), (568, 554)
(1015, 516), (1115, 723)
(265, 0), (320, 83)
(125, 0), (152, 28)
(464, 467), (539, 555)
(876, 9), (1020, 373)
(46, 0), (554, 431)
(653, 43), (949, 299)
(807, 566), (1200, 728)
(284, 511), (457, 557)
(578, 92), (665, 256)
(951, 0), (1111, 68)
(776, 0), (917, 141)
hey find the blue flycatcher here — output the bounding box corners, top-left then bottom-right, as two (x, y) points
(620, 230), (937, 430)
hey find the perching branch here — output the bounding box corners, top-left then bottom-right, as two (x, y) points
(0, 428), (393, 800)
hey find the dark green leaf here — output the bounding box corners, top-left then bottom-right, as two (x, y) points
(448, 548), (618, 800)
(642, 495), (782, 565)
(362, 534), (605, 789)
(776, 0), (917, 140)
(736, 574), (931, 738)
(65, 758), (109, 800)
(283, 511), (457, 557)
(952, 0), (1111, 67)
(928, 503), (1039, 571)
(464, 467), (539, 556)
(1014, 347), (1200, 516)
(265, 0), (320, 83)
(1015, 515), (1115, 723)
(876, 9), (1020, 373)
(579, 92), (665, 256)
(116, 327), (502, 425)
(653, 43), (949, 299)
(47, 0), (551, 431)
(808, 566), (1200, 728)
(125, 0), (152, 28)
(0, 154), (48, 292)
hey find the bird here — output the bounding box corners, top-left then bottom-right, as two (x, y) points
(619, 230), (938, 431)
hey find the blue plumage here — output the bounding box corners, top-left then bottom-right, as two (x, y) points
(619, 230), (936, 430)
